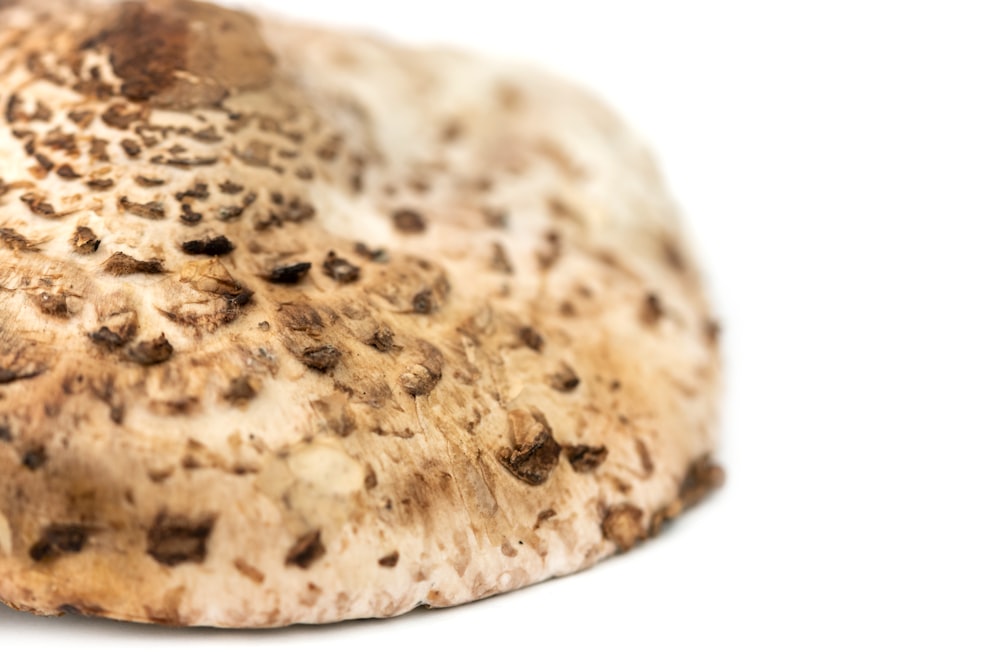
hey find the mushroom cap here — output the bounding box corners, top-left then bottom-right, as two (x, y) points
(0, 0), (722, 627)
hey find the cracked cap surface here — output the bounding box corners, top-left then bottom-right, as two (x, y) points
(0, 0), (723, 627)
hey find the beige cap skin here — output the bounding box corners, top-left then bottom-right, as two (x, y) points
(0, 0), (722, 627)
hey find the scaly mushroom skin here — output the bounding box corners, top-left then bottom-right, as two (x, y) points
(0, 0), (722, 627)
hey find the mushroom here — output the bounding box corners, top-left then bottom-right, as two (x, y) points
(0, 0), (723, 627)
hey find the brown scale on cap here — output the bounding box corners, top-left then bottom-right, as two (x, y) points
(0, 0), (721, 628)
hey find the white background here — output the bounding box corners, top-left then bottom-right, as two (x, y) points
(3, 1), (999, 665)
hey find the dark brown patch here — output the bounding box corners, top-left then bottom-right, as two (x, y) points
(146, 513), (215, 566)
(285, 530), (325, 569)
(518, 326), (544, 352)
(29, 524), (92, 562)
(21, 446), (47, 470)
(378, 551), (399, 568)
(498, 409), (561, 485)
(602, 504), (646, 552)
(120, 196), (165, 219)
(267, 262), (311, 284)
(391, 208), (426, 234)
(300, 345), (341, 372)
(367, 326), (394, 352)
(32, 291), (69, 318)
(322, 251), (360, 284)
(640, 292), (665, 326)
(181, 235), (234, 256)
(658, 456), (726, 522)
(84, 0), (274, 109)
(547, 362), (579, 392)
(564, 445), (608, 473)
(128, 334), (174, 365)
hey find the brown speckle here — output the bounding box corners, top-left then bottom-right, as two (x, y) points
(90, 138), (110, 162)
(301, 345), (341, 372)
(128, 334), (174, 365)
(120, 138), (142, 157)
(367, 327), (394, 352)
(548, 362), (579, 392)
(378, 551), (399, 568)
(534, 509), (556, 529)
(635, 440), (655, 476)
(501, 542), (518, 557)
(119, 196), (165, 220)
(70, 226), (100, 254)
(286, 530), (325, 569)
(180, 204), (202, 224)
(219, 180), (244, 194)
(224, 375), (259, 404)
(136, 175), (165, 187)
(29, 525), (92, 562)
(602, 504), (646, 552)
(147, 514), (216, 566)
(564, 445), (608, 473)
(32, 291), (70, 318)
(21, 447), (47, 470)
(640, 293), (665, 326)
(56, 164), (81, 179)
(0, 228), (33, 251)
(267, 262), (311, 284)
(704, 319), (722, 345)
(86, 177), (115, 190)
(498, 409), (561, 485)
(181, 235), (234, 256)
(399, 341), (444, 396)
(175, 183), (210, 201)
(103, 251), (164, 275)
(322, 251), (360, 284)
(234, 558), (265, 584)
(518, 326), (544, 352)
(411, 289), (434, 314)
(354, 242), (388, 263)
(101, 104), (143, 130)
(490, 242), (513, 273)
(391, 208), (426, 234)
(89, 324), (135, 349)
